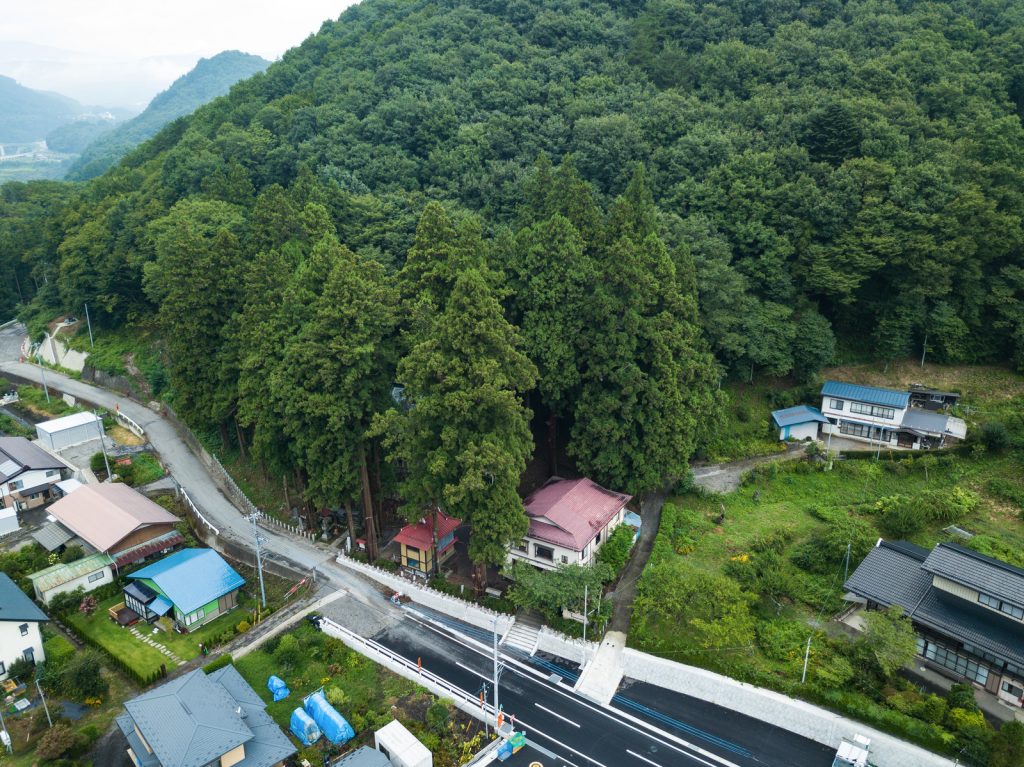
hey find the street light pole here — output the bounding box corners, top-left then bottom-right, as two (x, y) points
(249, 512), (267, 608)
(492, 616), (500, 732)
(35, 678), (52, 728)
(582, 583), (588, 643)
(93, 410), (112, 481)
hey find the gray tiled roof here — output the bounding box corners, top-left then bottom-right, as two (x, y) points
(0, 437), (65, 481)
(922, 543), (1024, 607)
(914, 589), (1024, 667)
(0, 572), (49, 623)
(208, 666), (295, 767)
(900, 409), (951, 435)
(334, 747), (391, 767)
(843, 541), (931, 612)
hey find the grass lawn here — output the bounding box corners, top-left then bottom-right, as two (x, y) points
(15, 384), (81, 418)
(234, 624), (488, 767)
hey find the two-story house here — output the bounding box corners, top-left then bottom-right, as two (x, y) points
(820, 381), (966, 450)
(508, 477), (631, 571)
(0, 436), (70, 515)
(117, 664), (295, 767)
(845, 541), (1024, 709)
(0, 572), (48, 681)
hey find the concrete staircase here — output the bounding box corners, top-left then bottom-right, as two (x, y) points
(501, 611), (542, 656)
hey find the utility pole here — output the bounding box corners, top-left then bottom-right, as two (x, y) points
(35, 678), (52, 728)
(920, 333), (928, 368)
(84, 303), (94, 348)
(249, 512), (268, 608)
(582, 583), (588, 643)
(844, 542), (852, 582)
(492, 616), (500, 733)
(0, 704), (11, 753)
(36, 354), (50, 403)
(801, 636), (812, 684)
(93, 410), (112, 480)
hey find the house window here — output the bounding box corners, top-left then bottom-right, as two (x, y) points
(45, 470), (59, 478)
(88, 571), (105, 583)
(595, 530), (602, 545)
(978, 593), (1024, 620)
(514, 539), (528, 553)
(8, 480), (21, 491)
(1007, 663), (1022, 677)
(534, 544), (554, 562)
(922, 640), (989, 685)
(581, 545), (589, 560)
(183, 608), (204, 626)
(405, 545), (420, 568)
(22, 648), (34, 664)
(830, 399), (844, 410)
(849, 402), (896, 420)
(561, 555), (568, 564)
(839, 422), (890, 441)
(1002, 681), (1023, 699)
(19, 623), (28, 637)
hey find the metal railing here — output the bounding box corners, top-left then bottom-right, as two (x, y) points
(179, 487), (219, 536)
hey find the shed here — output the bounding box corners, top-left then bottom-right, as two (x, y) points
(35, 412), (102, 451)
(28, 552), (114, 605)
(771, 405), (827, 441)
(0, 506), (18, 537)
(374, 719), (432, 767)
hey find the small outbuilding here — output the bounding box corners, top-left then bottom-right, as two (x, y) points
(393, 511), (461, 577)
(374, 719), (432, 767)
(29, 552), (114, 605)
(770, 405), (828, 442)
(35, 412), (103, 452)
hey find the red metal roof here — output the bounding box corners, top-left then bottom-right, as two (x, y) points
(523, 477), (631, 551)
(393, 511), (461, 551)
(114, 531), (185, 568)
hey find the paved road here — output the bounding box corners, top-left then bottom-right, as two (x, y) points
(608, 488), (667, 632)
(691, 444), (804, 494)
(372, 614), (833, 767)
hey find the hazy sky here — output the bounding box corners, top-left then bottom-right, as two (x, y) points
(1, 0), (359, 106)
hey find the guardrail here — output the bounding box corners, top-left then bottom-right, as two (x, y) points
(179, 487), (219, 536)
(115, 409), (145, 437)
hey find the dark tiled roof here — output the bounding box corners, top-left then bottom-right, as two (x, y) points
(922, 543), (1024, 607)
(915, 589), (1024, 667)
(0, 437), (66, 480)
(844, 542), (931, 612)
(0, 573), (49, 623)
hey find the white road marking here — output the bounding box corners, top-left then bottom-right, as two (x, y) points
(514, 715), (607, 767)
(627, 750), (663, 767)
(535, 702), (581, 727)
(456, 660), (491, 680)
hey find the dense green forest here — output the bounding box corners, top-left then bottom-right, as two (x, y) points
(1, 0), (1024, 566)
(0, 75), (83, 142)
(65, 51), (271, 180)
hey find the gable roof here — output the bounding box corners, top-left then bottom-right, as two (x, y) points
(0, 572), (49, 623)
(28, 552), (113, 592)
(208, 665), (296, 767)
(922, 542), (1024, 607)
(821, 381), (910, 409)
(0, 437), (66, 481)
(393, 510), (461, 551)
(46, 483), (178, 552)
(36, 412), (102, 434)
(123, 668), (253, 767)
(523, 477), (631, 551)
(127, 549), (245, 614)
(771, 405), (828, 428)
(845, 540), (1024, 667)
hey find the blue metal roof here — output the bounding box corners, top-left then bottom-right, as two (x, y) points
(821, 381), (909, 409)
(0, 572), (49, 623)
(128, 549), (245, 614)
(771, 405), (828, 428)
(150, 595), (174, 616)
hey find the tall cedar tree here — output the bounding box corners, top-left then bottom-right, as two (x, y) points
(377, 207), (536, 575)
(570, 169), (722, 496)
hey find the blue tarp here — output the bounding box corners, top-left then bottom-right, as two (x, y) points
(289, 707), (321, 746)
(303, 690), (355, 745)
(267, 675), (290, 702)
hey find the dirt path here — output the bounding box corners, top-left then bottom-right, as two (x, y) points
(691, 444), (805, 494)
(607, 488), (667, 633)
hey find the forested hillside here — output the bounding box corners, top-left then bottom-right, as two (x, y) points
(0, 75), (83, 142)
(65, 51), (271, 180)
(1, 0), (1023, 564)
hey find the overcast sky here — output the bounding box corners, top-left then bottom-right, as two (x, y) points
(1, 0), (359, 107)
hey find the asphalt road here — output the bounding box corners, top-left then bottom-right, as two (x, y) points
(372, 616), (833, 767)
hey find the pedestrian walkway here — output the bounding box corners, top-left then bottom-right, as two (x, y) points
(501, 610), (540, 655)
(128, 624), (187, 667)
(573, 630), (625, 704)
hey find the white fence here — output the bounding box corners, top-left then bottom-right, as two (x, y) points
(256, 511), (316, 542)
(179, 487), (219, 536)
(333, 554), (514, 636)
(115, 409), (145, 437)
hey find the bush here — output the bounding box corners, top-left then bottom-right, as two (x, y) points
(202, 654), (233, 674)
(59, 545), (84, 564)
(980, 422), (1011, 453)
(875, 496), (925, 538)
(236, 620), (251, 634)
(56, 649), (108, 700)
(426, 701), (450, 733)
(595, 525), (635, 577)
(6, 655), (35, 681)
(325, 685), (349, 708)
(90, 452), (107, 474)
(35, 723), (84, 761)
(274, 634), (302, 669)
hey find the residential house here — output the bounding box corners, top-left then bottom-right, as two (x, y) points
(393, 511), (460, 577)
(508, 477), (632, 571)
(908, 384), (960, 411)
(117, 664), (295, 767)
(0, 573), (48, 680)
(845, 541), (1024, 709)
(28, 552), (115, 605)
(820, 381), (966, 450)
(35, 411), (103, 452)
(0, 436), (70, 514)
(770, 405), (828, 442)
(124, 548), (244, 629)
(36, 482), (183, 567)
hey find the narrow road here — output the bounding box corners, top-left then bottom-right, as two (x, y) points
(608, 488), (666, 633)
(691, 444), (804, 494)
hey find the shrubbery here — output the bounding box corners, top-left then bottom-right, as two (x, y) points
(595, 524), (635, 575)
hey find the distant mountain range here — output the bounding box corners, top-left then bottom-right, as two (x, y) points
(66, 50), (271, 180)
(0, 75), (87, 143)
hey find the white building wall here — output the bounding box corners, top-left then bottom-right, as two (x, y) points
(931, 576), (979, 602)
(1, 468), (62, 508)
(820, 396), (908, 446)
(780, 422), (819, 441)
(36, 419), (101, 451)
(506, 507), (626, 570)
(36, 565), (114, 605)
(0, 620), (45, 680)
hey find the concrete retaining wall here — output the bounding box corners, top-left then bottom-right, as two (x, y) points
(333, 554), (514, 636)
(536, 626), (595, 665)
(620, 649), (955, 767)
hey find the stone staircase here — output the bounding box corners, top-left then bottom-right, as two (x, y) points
(501, 611), (542, 656)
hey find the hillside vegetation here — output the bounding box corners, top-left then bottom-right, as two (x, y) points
(0, 75), (82, 143)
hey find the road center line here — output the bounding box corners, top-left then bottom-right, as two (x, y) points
(626, 750), (663, 767)
(534, 702), (581, 727)
(455, 660), (491, 680)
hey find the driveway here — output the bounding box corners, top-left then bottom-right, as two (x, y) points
(691, 444), (805, 494)
(607, 488), (666, 633)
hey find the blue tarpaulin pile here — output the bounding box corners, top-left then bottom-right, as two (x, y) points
(304, 690), (355, 745)
(289, 707), (321, 746)
(267, 675), (290, 702)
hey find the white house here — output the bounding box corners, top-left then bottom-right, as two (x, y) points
(35, 412), (103, 452)
(820, 381), (966, 450)
(771, 405), (828, 441)
(508, 477), (632, 571)
(28, 552), (115, 605)
(0, 437), (70, 514)
(0, 573), (48, 680)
